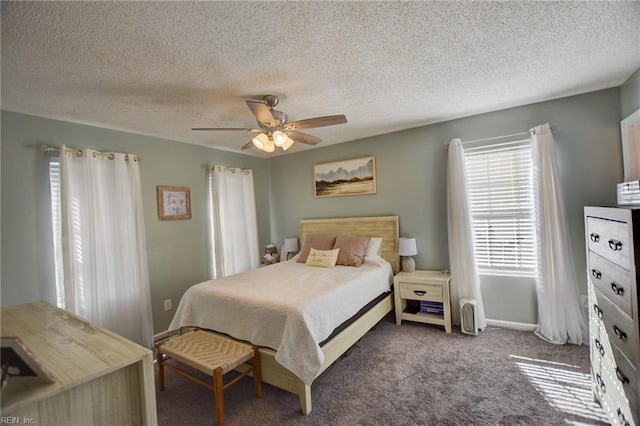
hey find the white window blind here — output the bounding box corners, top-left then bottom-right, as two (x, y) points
(49, 159), (65, 308)
(464, 139), (536, 277)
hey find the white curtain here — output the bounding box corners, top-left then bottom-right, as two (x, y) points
(60, 146), (153, 348)
(447, 138), (487, 330)
(531, 124), (588, 345)
(208, 165), (260, 277)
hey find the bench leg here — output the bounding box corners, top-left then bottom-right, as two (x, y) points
(213, 367), (225, 426)
(252, 347), (262, 398)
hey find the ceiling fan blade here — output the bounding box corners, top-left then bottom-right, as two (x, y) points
(284, 114), (347, 131)
(192, 127), (260, 132)
(241, 141), (254, 150)
(246, 100), (276, 126)
(289, 131), (321, 145)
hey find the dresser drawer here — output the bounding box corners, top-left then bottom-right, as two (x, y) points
(599, 347), (637, 426)
(610, 344), (638, 405)
(587, 216), (632, 270)
(594, 288), (639, 366)
(398, 282), (443, 302)
(591, 300), (638, 426)
(588, 251), (635, 319)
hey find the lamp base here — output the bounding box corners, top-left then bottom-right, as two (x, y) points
(402, 256), (415, 272)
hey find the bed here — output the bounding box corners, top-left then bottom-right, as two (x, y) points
(168, 216), (399, 414)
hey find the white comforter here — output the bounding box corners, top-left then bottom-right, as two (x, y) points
(169, 255), (393, 384)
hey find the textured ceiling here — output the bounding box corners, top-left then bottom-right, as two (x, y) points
(2, 1), (639, 157)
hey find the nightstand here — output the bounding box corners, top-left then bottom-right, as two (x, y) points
(394, 270), (452, 333)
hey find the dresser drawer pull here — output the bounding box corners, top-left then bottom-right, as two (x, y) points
(615, 367), (630, 385)
(613, 325), (627, 342)
(590, 269), (602, 280)
(594, 338), (605, 356)
(590, 233), (600, 242)
(610, 282), (625, 296)
(413, 290), (426, 296)
(596, 373), (606, 393)
(608, 239), (623, 251)
(617, 408), (630, 426)
(593, 304), (603, 319)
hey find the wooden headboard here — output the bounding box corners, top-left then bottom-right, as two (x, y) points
(299, 216), (400, 274)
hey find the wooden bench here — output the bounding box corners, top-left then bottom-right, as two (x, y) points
(156, 329), (262, 425)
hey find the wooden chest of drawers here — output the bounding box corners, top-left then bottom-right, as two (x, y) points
(585, 206), (639, 425)
(1, 301), (158, 425)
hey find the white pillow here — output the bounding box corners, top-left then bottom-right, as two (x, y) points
(305, 248), (340, 268)
(366, 237), (383, 257)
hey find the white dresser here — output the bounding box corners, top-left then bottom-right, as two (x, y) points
(585, 206), (639, 425)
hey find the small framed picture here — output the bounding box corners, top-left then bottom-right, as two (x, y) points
(157, 186), (191, 220)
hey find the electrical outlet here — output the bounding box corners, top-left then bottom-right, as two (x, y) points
(164, 299), (172, 311)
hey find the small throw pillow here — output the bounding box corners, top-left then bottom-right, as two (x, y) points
(334, 235), (370, 267)
(366, 237), (383, 258)
(305, 248), (340, 268)
(297, 235), (337, 263)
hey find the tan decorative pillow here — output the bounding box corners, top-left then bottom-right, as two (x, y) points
(305, 248), (340, 268)
(334, 235), (370, 267)
(297, 235), (337, 263)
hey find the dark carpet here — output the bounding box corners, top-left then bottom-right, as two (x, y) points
(155, 314), (608, 425)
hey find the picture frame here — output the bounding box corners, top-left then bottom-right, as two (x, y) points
(157, 186), (191, 220)
(314, 156), (376, 198)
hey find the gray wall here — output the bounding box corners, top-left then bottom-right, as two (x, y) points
(269, 88), (623, 324)
(0, 85), (628, 331)
(621, 68), (640, 119)
(1, 111), (271, 332)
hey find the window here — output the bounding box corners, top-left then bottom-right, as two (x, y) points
(207, 166), (260, 278)
(464, 139), (536, 277)
(49, 159), (65, 308)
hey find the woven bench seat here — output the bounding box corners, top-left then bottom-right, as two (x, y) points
(156, 329), (262, 425)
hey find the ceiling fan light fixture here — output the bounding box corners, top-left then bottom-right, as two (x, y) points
(281, 136), (295, 151)
(252, 132), (269, 150)
(272, 130), (287, 147)
(263, 135), (275, 153)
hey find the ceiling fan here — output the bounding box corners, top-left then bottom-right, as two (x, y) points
(192, 95), (347, 153)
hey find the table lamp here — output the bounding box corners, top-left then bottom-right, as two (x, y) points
(399, 238), (417, 272)
(284, 238), (299, 260)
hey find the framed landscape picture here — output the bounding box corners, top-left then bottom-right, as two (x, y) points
(157, 186), (191, 220)
(314, 156), (376, 198)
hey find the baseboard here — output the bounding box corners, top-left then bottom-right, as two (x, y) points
(486, 319), (537, 332)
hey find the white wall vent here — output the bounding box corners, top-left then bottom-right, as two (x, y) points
(460, 298), (478, 336)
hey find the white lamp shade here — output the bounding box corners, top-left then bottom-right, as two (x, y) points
(263, 136), (275, 153)
(399, 238), (417, 256)
(273, 131), (287, 147)
(252, 133), (269, 150)
(284, 238), (299, 252)
(281, 135), (295, 151)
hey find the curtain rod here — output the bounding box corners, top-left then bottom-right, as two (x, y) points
(443, 125), (555, 146)
(40, 144), (141, 161)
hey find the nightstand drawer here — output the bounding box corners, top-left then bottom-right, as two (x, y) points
(399, 282), (443, 302)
